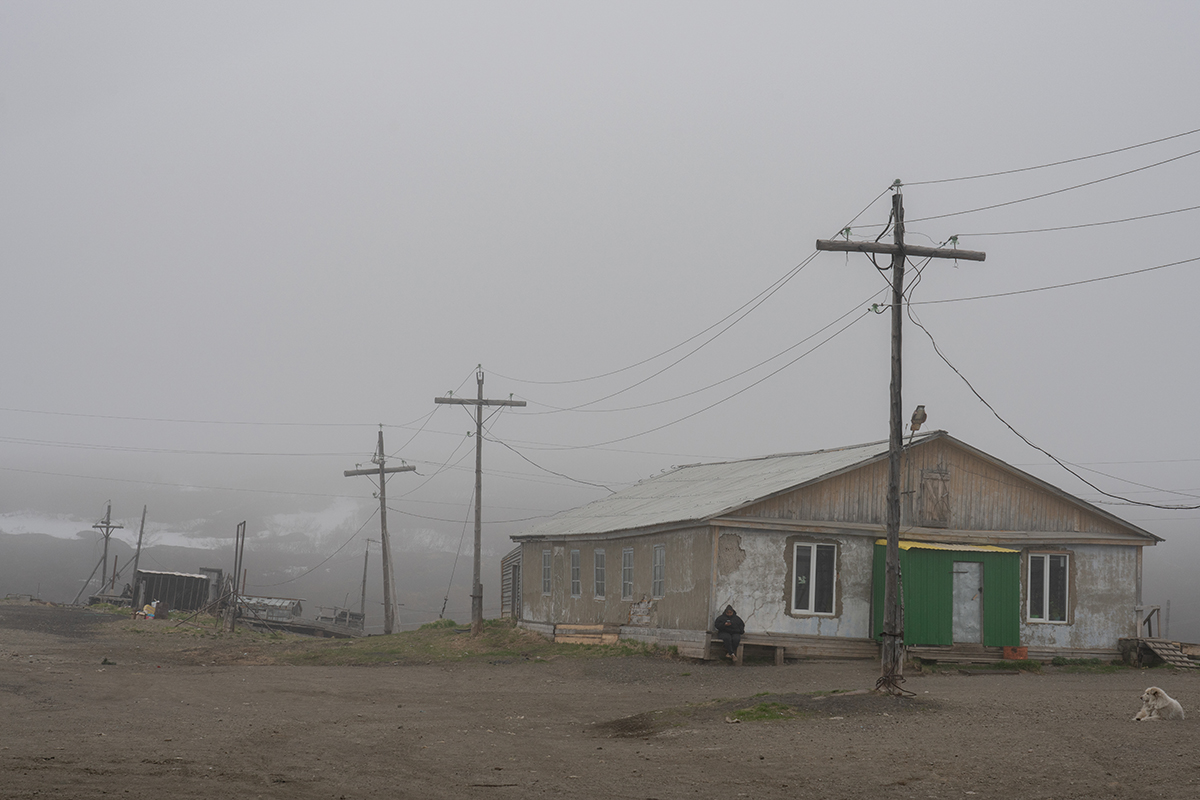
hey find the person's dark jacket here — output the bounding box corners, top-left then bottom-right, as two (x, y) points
(713, 608), (745, 636)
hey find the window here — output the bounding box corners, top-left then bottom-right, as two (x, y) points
(594, 550), (606, 598)
(1028, 553), (1068, 622)
(792, 543), (835, 615)
(570, 550), (581, 597)
(541, 550), (551, 595)
(652, 545), (665, 599)
(621, 548), (634, 600)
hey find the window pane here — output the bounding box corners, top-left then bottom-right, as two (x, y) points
(594, 551), (606, 597)
(652, 545), (665, 598)
(794, 545), (812, 611)
(570, 551), (580, 597)
(1048, 555), (1067, 622)
(814, 544), (835, 614)
(622, 549), (633, 600)
(1029, 555), (1044, 620)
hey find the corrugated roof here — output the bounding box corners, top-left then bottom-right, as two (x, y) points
(136, 569), (208, 579)
(515, 436), (899, 539)
(240, 596), (304, 608)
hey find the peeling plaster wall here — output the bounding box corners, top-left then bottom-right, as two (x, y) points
(714, 528), (875, 638)
(1020, 544), (1140, 649)
(516, 527), (711, 631)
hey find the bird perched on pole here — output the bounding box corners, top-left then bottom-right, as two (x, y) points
(908, 405), (927, 444)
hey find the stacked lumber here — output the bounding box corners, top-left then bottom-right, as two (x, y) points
(554, 623), (620, 645)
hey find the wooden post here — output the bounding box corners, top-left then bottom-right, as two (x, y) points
(344, 430), (415, 635)
(92, 502), (124, 590)
(361, 538), (376, 618)
(881, 190), (906, 688)
(434, 367), (526, 635)
(816, 186), (985, 694)
(130, 505), (147, 593)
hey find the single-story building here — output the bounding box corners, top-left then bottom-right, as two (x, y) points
(507, 431), (1161, 660)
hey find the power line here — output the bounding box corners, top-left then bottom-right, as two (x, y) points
(905, 147), (1200, 224)
(908, 255), (1200, 306)
(515, 303), (877, 451)
(252, 506), (379, 588)
(0, 436), (363, 458)
(490, 188), (891, 390)
(0, 406), (381, 428)
(483, 434), (616, 492)
(905, 307), (1200, 510)
(904, 126), (1200, 186)
(519, 290), (878, 416)
(956, 204), (1200, 237)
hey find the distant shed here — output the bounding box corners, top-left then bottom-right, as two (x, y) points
(135, 570), (211, 612)
(239, 596), (303, 623)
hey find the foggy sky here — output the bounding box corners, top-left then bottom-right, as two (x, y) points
(2, 3), (1198, 637)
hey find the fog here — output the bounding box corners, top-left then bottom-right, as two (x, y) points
(1, 3), (1197, 638)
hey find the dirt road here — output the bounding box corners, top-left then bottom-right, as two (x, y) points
(1, 603), (1197, 799)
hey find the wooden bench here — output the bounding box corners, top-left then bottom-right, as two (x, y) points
(708, 632), (787, 666)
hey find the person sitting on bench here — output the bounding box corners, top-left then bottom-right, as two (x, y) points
(714, 605), (745, 660)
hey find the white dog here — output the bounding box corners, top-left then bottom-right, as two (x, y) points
(1133, 686), (1185, 721)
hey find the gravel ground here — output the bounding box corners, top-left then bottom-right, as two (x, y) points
(1, 602), (1197, 799)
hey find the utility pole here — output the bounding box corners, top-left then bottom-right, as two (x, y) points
(130, 505), (147, 598)
(434, 366), (526, 635)
(225, 520), (247, 632)
(344, 429), (414, 635)
(93, 502), (124, 591)
(817, 185), (985, 693)
(361, 538), (378, 618)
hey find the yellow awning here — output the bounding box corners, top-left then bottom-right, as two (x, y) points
(874, 539), (1019, 554)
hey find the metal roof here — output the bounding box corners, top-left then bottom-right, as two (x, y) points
(513, 430), (1159, 543)
(515, 436), (898, 540)
(240, 596), (304, 608)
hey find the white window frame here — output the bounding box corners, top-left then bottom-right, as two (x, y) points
(570, 550), (581, 598)
(593, 549), (606, 599)
(791, 542), (836, 615)
(621, 548), (634, 600)
(1028, 552), (1069, 623)
(541, 550), (552, 595)
(652, 545), (665, 599)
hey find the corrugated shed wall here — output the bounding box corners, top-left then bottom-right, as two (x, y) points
(872, 544), (1019, 647)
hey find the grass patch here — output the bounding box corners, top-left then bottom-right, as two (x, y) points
(279, 618), (672, 667)
(732, 701), (805, 722)
(1050, 656), (1127, 674)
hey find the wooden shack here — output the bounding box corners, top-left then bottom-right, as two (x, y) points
(510, 431), (1161, 661)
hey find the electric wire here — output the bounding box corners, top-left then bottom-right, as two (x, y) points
(904, 306), (1200, 510)
(908, 255), (1200, 306)
(904, 126), (1200, 186)
(520, 291), (879, 415)
(490, 187), (891, 390)
(955, 204), (1200, 237)
(514, 301), (878, 451)
(0, 407), (381, 428)
(251, 506), (379, 588)
(905, 147), (1200, 224)
(483, 434), (616, 492)
(495, 250), (822, 404)
(0, 436), (362, 458)
(439, 487), (474, 618)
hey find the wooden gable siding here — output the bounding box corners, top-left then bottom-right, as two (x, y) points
(741, 438), (1128, 535)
